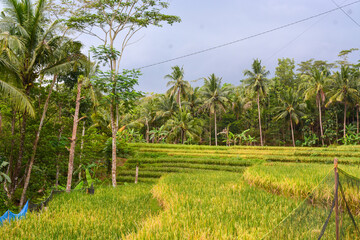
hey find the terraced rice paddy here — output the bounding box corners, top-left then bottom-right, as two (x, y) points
(2, 143), (360, 239)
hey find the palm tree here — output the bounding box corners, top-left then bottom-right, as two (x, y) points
(183, 86), (202, 116)
(274, 88), (305, 147)
(200, 74), (230, 146)
(231, 86), (251, 120)
(326, 66), (358, 139)
(165, 66), (192, 110)
(0, 79), (34, 116)
(301, 67), (330, 146)
(165, 109), (202, 144)
(243, 59), (270, 146)
(1, 0), (82, 200)
(155, 94), (178, 121)
(128, 95), (158, 143)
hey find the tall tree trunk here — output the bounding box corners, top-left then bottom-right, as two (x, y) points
(79, 121), (86, 181)
(214, 110), (218, 146)
(110, 104), (117, 187)
(4, 110), (17, 198)
(55, 126), (64, 188)
(335, 112), (339, 143)
(178, 90), (181, 110)
(209, 112), (211, 146)
(257, 91), (263, 146)
(357, 106), (359, 135)
(109, 45), (118, 188)
(318, 95), (325, 146)
(20, 75), (57, 207)
(55, 102), (63, 187)
(66, 78), (84, 193)
(181, 129), (184, 144)
(145, 118), (149, 143)
(290, 114), (295, 147)
(11, 113), (27, 197)
(343, 102), (347, 139)
(0, 112), (2, 133)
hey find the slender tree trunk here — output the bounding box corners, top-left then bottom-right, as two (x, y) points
(110, 104), (117, 187)
(20, 75), (57, 207)
(0, 112), (2, 133)
(181, 129), (184, 144)
(178, 90), (181, 110)
(335, 112), (339, 143)
(357, 106), (359, 135)
(55, 98), (63, 187)
(11, 113), (27, 197)
(290, 115), (295, 147)
(214, 110), (218, 146)
(344, 102), (347, 139)
(55, 127), (63, 187)
(79, 121), (86, 181)
(209, 112), (211, 146)
(4, 110), (16, 198)
(145, 118), (149, 143)
(318, 96), (325, 146)
(66, 78), (84, 193)
(257, 91), (263, 146)
(109, 46), (118, 188)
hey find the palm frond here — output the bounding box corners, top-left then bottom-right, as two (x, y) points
(0, 79), (35, 117)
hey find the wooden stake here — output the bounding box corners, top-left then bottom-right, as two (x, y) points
(135, 165), (139, 184)
(334, 157), (339, 240)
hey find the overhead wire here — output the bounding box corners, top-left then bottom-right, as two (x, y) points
(135, 0), (360, 70)
(331, 0), (360, 28)
(264, 0), (350, 63)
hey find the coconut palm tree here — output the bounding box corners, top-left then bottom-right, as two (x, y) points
(326, 66), (359, 139)
(243, 59), (270, 146)
(165, 66), (192, 110)
(231, 86), (251, 120)
(0, 79), (34, 116)
(301, 67), (330, 146)
(274, 88), (305, 147)
(200, 74), (231, 146)
(155, 94), (178, 121)
(165, 109), (202, 144)
(183, 86), (202, 116)
(1, 0), (85, 204)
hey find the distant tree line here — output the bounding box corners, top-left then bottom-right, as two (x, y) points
(124, 50), (360, 148)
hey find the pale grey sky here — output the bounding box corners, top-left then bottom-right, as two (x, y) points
(1, 0), (360, 93)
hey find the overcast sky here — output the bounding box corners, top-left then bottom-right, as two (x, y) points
(1, 0), (360, 93)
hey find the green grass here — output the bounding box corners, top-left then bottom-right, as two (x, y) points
(129, 143), (360, 165)
(244, 162), (360, 209)
(0, 184), (160, 239)
(4, 143), (360, 239)
(127, 171), (301, 239)
(117, 152), (256, 184)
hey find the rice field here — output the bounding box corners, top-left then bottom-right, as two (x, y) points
(2, 143), (360, 239)
(0, 184), (160, 239)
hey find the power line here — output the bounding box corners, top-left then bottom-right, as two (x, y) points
(331, 0), (360, 28)
(136, 0), (360, 70)
(264, 0), (350, 63)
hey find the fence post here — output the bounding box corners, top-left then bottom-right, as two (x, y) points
(334, 157), (339, 240)
(135, 165), (139, 184)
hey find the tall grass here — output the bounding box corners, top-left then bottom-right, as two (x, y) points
(0, 184), (160, 239)
(244, 162), (360, 208)
(127, 171), (300, 239)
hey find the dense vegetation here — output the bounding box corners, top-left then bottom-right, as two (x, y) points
(1, 0), (360, 238)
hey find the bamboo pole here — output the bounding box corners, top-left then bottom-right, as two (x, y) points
(334, 157), (339, 240)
